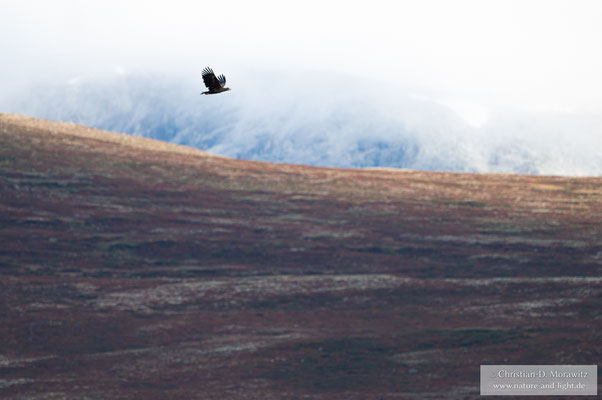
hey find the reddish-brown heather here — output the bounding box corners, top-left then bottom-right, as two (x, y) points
(0, 113), (600, 399)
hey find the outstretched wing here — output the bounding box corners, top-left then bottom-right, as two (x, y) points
(202, 67), (223, 91)
(217, 74), (226, 87)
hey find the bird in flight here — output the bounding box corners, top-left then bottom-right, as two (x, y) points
(201, 67), (230, 95)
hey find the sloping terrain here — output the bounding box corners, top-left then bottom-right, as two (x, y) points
(0, 113), (600, 399)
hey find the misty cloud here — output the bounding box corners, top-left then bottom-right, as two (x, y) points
(4, 70), (601, 176)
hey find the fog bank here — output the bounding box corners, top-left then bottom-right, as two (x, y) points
(4, 70), (601, 176)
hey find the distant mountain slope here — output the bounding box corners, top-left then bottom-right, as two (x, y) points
(0, 113), (600, 399)
(5, 71), (601, 175)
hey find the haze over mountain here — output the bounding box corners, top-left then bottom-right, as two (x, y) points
(3, 1), (602, 176)
(4, 69), (601, 176)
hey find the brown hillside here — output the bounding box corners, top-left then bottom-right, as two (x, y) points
(1, 113), (600, 399)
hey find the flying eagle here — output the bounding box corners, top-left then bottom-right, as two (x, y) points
(201, 67), (230, 95)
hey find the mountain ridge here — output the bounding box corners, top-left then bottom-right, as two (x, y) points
(8, 71), (601, 175)
(3, 112), (598, 179)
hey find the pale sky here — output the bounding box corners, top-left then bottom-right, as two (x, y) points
(2, 0), (602, 122)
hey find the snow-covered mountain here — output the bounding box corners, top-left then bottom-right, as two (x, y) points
(6, 70), (601, 176)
